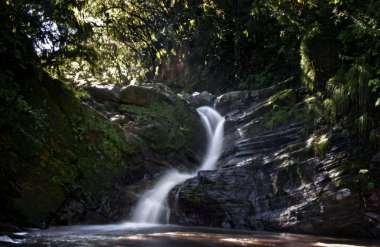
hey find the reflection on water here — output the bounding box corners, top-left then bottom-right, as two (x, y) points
(1, 223), (379, 247)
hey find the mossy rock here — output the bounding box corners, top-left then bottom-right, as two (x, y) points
(266, 89), (296, 107)
(0, 74), (141, 227)
(119, 98), (201, 158)
(262, 94), (309, 130)
(274, 160), (304, 193)
(119, 83), (176, 106)
(0, 71), (203, 227)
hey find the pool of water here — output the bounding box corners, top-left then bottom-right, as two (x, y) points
(1, 223), (379, 247)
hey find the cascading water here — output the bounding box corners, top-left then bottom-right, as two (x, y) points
(131, 106), (225, 223)
(196, 106), (225, 171)
(131, 170), (192, 223)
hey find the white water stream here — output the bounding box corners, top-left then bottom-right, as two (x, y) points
(131, 106), (225, 223)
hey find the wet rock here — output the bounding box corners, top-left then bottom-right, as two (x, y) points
(170, 83), (379, 238)
(188, 91), (215, 107)
(214, 77), (295, 114)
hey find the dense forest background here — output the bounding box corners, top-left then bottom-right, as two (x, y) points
(2, 0), (379, 147)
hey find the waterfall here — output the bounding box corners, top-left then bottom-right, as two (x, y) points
(196, 106), (225, 171)
(131, 106), (225, 223)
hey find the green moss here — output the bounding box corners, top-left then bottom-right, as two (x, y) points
(266, 89), (296, 107)
(333, 160), (377, 192)
(315, 138), (329, 158)
(1, 75), (140, 227)
(262, 101), (311, 130)
(1, 74), (203, 227)
(323, 98), (336, 123)
(12, 171), (65, 227)
(261, 89), (297, 129)
(259, 88), (317, 130)
(264, 108), (289, 129)
(120, 99), (198, 154)
(306, 134), (330, 159)
(275, 160), (304, 194)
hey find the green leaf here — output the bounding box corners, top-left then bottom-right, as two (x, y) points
(243, 30), (249, 38)
(375, 98), (380, 107)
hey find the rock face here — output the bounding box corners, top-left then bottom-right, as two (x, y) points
(169, 85), (380, 238)
(55, 82), (203, 226)
(0, 76), (202, 228)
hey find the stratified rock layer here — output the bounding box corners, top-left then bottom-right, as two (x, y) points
(170, 85), (380, 238)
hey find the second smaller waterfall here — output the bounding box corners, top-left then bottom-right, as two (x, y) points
(130, 106), (225, 224)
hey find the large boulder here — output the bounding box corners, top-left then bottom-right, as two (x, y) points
(119, 83), (177, 106)
(188, 91), (216, 107)
(0, 75), (139, 227)
(60, 82), (204, 226)
(85, 84), (122, 103)
(85, 82), (179, 107)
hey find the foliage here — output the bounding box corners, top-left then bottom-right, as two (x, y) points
(269, 0), (380, 147)
(1, 0), (93, 66)
(2, 0), (298, 91)
(4, 0), (379, 93)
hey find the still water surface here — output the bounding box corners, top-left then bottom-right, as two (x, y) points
(1, 223), (379, 247)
